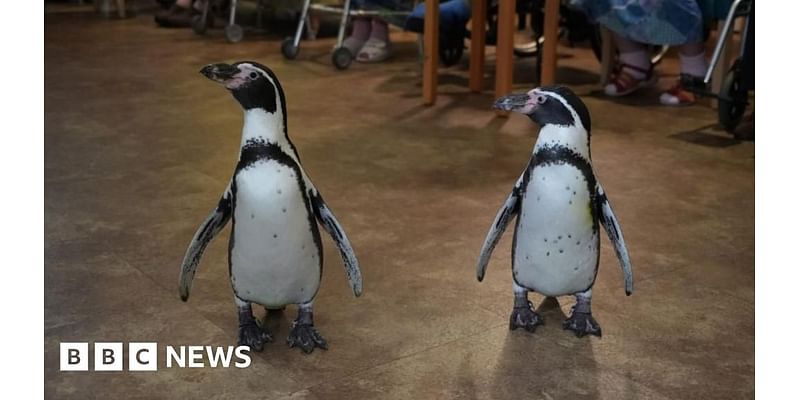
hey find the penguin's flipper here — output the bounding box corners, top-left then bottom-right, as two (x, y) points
(477, 176), (523, 282)
(309, 191), (363, 297)
(179, 188), (233, 302)
(596, 184), (634, 295)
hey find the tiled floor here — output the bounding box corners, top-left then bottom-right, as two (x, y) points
(45, 10), (754, 400)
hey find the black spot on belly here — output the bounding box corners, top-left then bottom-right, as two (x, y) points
(558, 235), (562, 240)
(250, 213), (255, 219)
(573, 267), (579, 271)
(546, 251), (550, 256)
(300, 287), (304, 292)
(277, 189), (282, 194)
(576, 240), (581, 245)
(566, 186), (570, 191)
(273, 234), (278, 238)
(569, 200), (573, 205)
(282, 208), (287, 213)
(559, 249), (564, 253)
(544, 238), (547, 242)
(568, 234), (572, 238)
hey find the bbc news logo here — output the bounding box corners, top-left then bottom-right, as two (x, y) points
(60, 342), (252, 371)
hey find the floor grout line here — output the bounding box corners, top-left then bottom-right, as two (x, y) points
(286, 321), (509, 396)
(105, 250), (312, 391)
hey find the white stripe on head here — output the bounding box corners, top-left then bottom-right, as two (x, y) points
(530, 88), (586, 132)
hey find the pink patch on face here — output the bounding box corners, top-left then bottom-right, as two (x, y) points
(520, 89), (545, 113)
(224, 70), (249, 90)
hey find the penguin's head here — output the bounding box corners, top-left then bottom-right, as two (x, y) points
(200, 61), (285, 113)
(493, 85), (591, 133)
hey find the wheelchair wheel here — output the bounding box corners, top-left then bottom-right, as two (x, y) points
(718, 60), (748, 132)
(281, 38), (299, 60)
(225, 24), (243, 43)
(332, 47), (353, 70)
(191, 15), (208, 35)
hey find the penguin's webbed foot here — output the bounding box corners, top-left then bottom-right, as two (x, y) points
(563, 312), (602, 338)
(237, 321), (273, 352)
(287, 322), (328, 353)
(509, 301), (544, 333)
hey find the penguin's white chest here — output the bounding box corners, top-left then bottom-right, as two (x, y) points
(513, 163), (599, 296)
(230, 159), (321, 307)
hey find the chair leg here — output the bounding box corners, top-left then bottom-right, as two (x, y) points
(539, 0), (560, 85)
(115, 0), (126, 18)
(494, 0), (515, 115)
(423, 0), (440, 105)
(469, 0), (487, 93)
(599, 27), (615, 85)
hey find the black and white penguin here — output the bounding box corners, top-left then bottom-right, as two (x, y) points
(477, 86), (633, 337)
(179, 61), (363, 353)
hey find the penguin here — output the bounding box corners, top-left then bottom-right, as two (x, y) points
(477, 85), (633, 337)
(179, 61), (363, 353)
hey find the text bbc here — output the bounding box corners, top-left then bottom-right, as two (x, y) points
(60, 342), (252, 371)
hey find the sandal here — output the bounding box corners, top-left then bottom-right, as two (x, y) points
(659, 74), (706, 106)
(356, 38), (392, 63)
(604, 63), (657, 97)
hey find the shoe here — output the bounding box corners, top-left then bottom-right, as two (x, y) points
(604, 63), (657, 97)
(154, 4), (195, 28)
(659, 74), (706, 106)
(356, 38), (392, 63)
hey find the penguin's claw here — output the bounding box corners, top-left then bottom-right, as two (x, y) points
(563, 312), (602, 338)
(237, 322), (273, 352)
(509, 303), (544, 333)
(287, 322), (328, 353)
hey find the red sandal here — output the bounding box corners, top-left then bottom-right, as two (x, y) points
(604, 63), (658, 97)
(659, 74), (706, 106)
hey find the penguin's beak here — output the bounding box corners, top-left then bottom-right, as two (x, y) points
(493, 92), (536, 114)
(200, 63), (239, 84)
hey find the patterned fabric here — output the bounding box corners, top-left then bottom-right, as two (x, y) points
(568, 0), (706, 45)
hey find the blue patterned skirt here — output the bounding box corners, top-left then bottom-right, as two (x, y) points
(569, 0), (708, 45)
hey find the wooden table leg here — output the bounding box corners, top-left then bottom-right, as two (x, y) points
(469, 0), (487, 93)
(540, 0), (560, 85)
(115, 0), (126, 18)
(494, 0), (515, 115)
(423, 0), (440, 105)
(599, 27), (615, 85)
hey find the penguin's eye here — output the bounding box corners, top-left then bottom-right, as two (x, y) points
(535, 95), (547, 104)
(249, 72), (259, 79)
